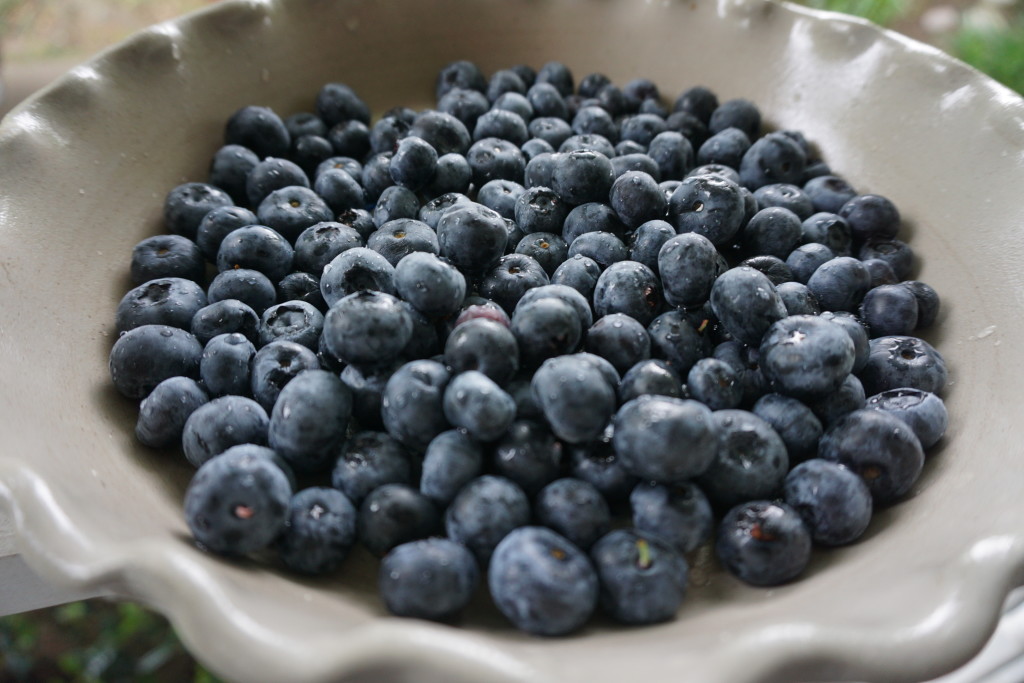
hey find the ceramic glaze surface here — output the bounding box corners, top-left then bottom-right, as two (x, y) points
(2, 1), (1024, 681)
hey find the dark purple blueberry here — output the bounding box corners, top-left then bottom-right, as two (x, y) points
(116, 277), (207, 333)
(180, 395), (269, 467)
(130, 234), (205, 286)
(322, 291), (413, 369)
(716, 500), (811, 586)
(858, 335), (948, 396)
(759, 314), (856, 399)
(269, 369), (352, 474)
(135, 376), (209, 449)
(535, 478), (611, 550)
(358, 483), (441, 558)
(379, 538), (479, 621)
(445, 475), (530, 564)
(532, 354), (616, 445)
(613, 395), (717, 483)
(200, 332), (255, 397)
(697, 409), (789, 509)
(109, 324), (203, 399)
(751, 393), (823, 464)
(630, 481), (713, 554)
(865, 387), (947, 449)
(331, 430), (414, 506)
(591, 528), (688, 625)
(784, 459), (872, 546)
(278, 487), (357, 575)
(419, 429), (484, 506)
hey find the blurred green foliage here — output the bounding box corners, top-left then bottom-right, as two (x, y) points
(0, 600), (220, 682)
(799, 0), (911, 27)
(954, 16), (1024, 95)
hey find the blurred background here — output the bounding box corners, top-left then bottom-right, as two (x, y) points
(0, 0), (1021, 680)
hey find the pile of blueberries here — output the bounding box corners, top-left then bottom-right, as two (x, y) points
(108, 59), (949, 636)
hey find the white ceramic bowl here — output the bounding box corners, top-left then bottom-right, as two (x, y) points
(2, 1), (1024, 681)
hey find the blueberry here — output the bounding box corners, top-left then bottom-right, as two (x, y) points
(331, 430), (414, 506)
(109, 325), (203, 399)
(758, 314), (855, 399)
(708, 267), (787, 347)
(865, 387), (948, 449)
(786, 242), (835, 284)
(256, 185), (333, 242)
(224, 105), (291, 159)
(708, 98), (761, 139)
(549, 150), (615, 206)
(739, 131), (806, 190)
(818, 408), (925, 504)
(739, 207), (801, 260)
(776, 281), (821, 317)
(657, 232), (721, 308)
(201, 333), (256, 397)
(442, 370), (516, 441)
(320, 247), (396, 307)
(668, 173), (746, 246)
(613, 395), (717, 483)
(515, 186), (570, 236)
(696, 409), (789, 508)
(207, 269), (277, 315)
(322, 291), (413, 369)
(593, 260), (663, 326)
(568, 426), (638, 504)
(336, 208), (376, 241)
(493, 92), (535, 123)
(278, 486), (357, 574)
(116, 277), (207, 333)
(801, 212), (852, 255)
(208, 145), (260, 206)
(439, 87), (490, 129)
(326, 120), (371, 159)
(184, 446), (292, 555)
(610, 171), (667, 228)
(180, 395), (269, 467)
(315, 82), (371, 127)
(358, 483), (441, 558)
(818, 310), (871, 374)
(585, 314), (651, 375)
(572, 105), (618, 141)
(467, 137), (526, 187)
(551, 254), (602, 302)
(532, 354), (616, 445)
(630, 481), (713, 554)
(752, 183), (814, 220)
(783, 459), (872, 546)
(902, 280), (941, 329)
(527, 82), (570, 120)
(216, 225), (294, 283)
(477, 179), (526, 220)
(488, 526), (598, 636)
(475, 108), (530, 146)
(196, 205), (260, 262)
(293, 221), (363, 276)
(269, 369), (352, 473)
(808, 373), (866, 427)
(492, 419), (565, 496)
(394, 252), (466, 319)
(443, 318), (520, 386)
(839, 193), (901, 244)
(246, 158), (309, 208)
(419, 429), (484, 506)
(516, 283), (594, 331)
(618, 359), (684, 403)
(371, 185), (420, 229)
(590, 528), (688, 625)
(687, 358), (742, 410)
(445, 475), (530, 564)
(535, 478), (611, 550)
(716, 500), (811, 586)
(339, 363), (397, 430)
(859, 283), (919, 337)
(436, 202), (508, 276)
(408, 110), (472, 156)
(130, 234), (205, 286)
(578, 73), (613, 99)
(424, 153), (473, 196)
(381, 359), (451, 452)
(751, 393), (823, 464)
(862, 258), (899, 288)
(697, 127), (751, 168)
(435, 60), (487, 100)
(314, 167), (366, 215)
(806, 256), (872, 313)
(611, 153), (661, 181)
(803, 174), (858, 214)
(858, 335), (948, 396)
(361, 152), (396, 203)
(859, 239), (915, 281)
(646, 131), (694, 181)
(479, 253), (550, 314)
(277, 271), (327, 314)
(135, 376), (209, 449)
(367, 218), (439, 267)
(419, 192), (475, 230)
(289, 134), (334, 177)
(510, 297), (581, 367)
(379, 538), (480, 621)
(487, 68), (527, 101)
(647, 310), (711, 376)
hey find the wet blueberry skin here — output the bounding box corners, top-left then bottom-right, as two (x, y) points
(697, 409), (790, 510)
(631, 481), (713, 555)
(759, 314), (856, 399)
(517, 283), (593, 331)
(516, 231), (569, 277)
(372, 186), (421, 229)
(479, 253), (551, 314)
(535, 478), (611, 551)
(647, 310), (712, 377)
(776, 281), (821, 317)
(532, 354), (617, 445)
(751, 393), (823, 465)
(585, 313), (651, 375)
(716, 500), (812, 586)
(860, 283), (920, 338)
(184, 446), (293, 556)
(801, 212), (852, 256)
(742, 207), (803, 260)
(269, 369), (352, 474)
(259, 300), (324, 350)
(257, 185), (334, 243)
(320, 247), (397, 307)
(394, 251), (467, 319)
(687, 357), (743, 411)
(322, 291), (413, 369)
(551, 254), (602, 302)
(739, 131), (807, 190)
(277, 272), (326, 313)
(697, 126), (751, 168)
(445, 475), (531, 565)
(130, 234), (205, 286)
(367, 218), (440, 267)
(201, 333), (256, 398)
(668, 173), (746, 247)
(292, 221), (364, 277)
(593, 260), (663, 326)
(444, 318), (520, 386)
(786, 242), (835, 284)
(109, 324), (203, 400)
(331, 430), (414, 506)
(116, 277), (208, 333)
(224, 105), (291, 159)
(278, 486), (358, 575)
(419, 429), (484, 506)
(381, 360), (451, 452)
(858, 335), (948, 396)
(567, 231), (629, 270)
(488, 526), (599, 637)
(818, 408), (925, 505)
(358, 483), (442, 558)
(610, 170), (667, 229)
(807, 256), (872, 313)
(591, 528), (689, 625)
(549, 149), (616, 207)
(180, 395), (269, 468)
(784, 459), (873, 546)
(511, 297), (582, 368)
(208, 268), (277, 315)
(135, 376), (209, 449)
(164, 181), (234, 240)
(250, 340), (320, 412)
(208, 146), (260, 207)
(709, 266), (788, 347)
(613, 395), (718, 484)
(803, 174), (858, 214)
(245, 158), (309, 208)
(618, 359), (684, 403)
(442, 370), (516, 442)
(839, 193), (901, 245)
(865, 387), (948, 449)
(389, 136), (439, 191)
(658, 232), (721, 309)
(379, 538), (480, 622)
(436, 202), (509, 277)
(491, 419), (565, 497)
